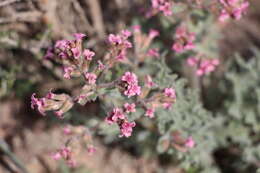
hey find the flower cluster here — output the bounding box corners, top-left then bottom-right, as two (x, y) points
(147, 0), (173, 17)
(187, 56), (220, 76)
(105, 107), (136, 137)
(120, 72), (141, 97)
(31, 91), (73, 118)
(107, 30), (132, 62)
(51, 125), (96, 167)
(132, 26), (160, 61)
(51, 147), (76, 167)
(172, 27), (196, 53)
(218, 0), (249, 22)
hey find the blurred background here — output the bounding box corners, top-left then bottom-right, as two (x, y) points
(0, 0), (259, 173)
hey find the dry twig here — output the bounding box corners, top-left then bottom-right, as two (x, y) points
(0, 0), (20, 8)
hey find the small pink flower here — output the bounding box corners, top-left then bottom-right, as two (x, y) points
(55, 40), (69, 50)
(187, 57), (199, 66)
(147, 48), (160, 58)
(172, 27), (195, 53)
(85, 73), (97, 85)
(87, 145), (96, 155)
(145, 108), (155, 118)
(151, 0), (173, 16)
(51, 152), (62, 160)
(132, 25), (141, 33)
(124, 103), (136, 113)
(98, 60), (105, 70)
(71, 47), (81, 59)
(108, 34), (122, 45)
(121, 29), (132, 38)
(121, 72), (138, 85)
(163, 102), (172, 109)
(185, 136), (195, 148)
(63, 126), (72, 135)
(164, 88), (176, 98)
(63, 66), (74, 79)
(105, 108), (125, 124)
(31, 93), (46, 115)
(119, 121), (136, 137)
(172, 42), (184, 53)
(83, 49), (95, 61)
(145, 75), (155, 88)
(73, 33), (86, 40)
(149, 29), (160, 38)
(60, 147), (71, 159)
(124, 84), (141, 97)
(55, 110), (64, 119)
(67, 159), (77, 168)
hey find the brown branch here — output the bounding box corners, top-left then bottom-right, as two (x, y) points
(86, 0), (105, 38)
(0, 0), (20, 8)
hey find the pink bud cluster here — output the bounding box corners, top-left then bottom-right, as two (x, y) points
(105, 106), (136, 137)
(172, 27), (196, 53)
(218, 0), (249, 22)
(147, 0), (173, 17)
(107, 30), (132, 61)
(31, 91), (73, 118)
(121, 72), (141, 97)
(132, 26), (161, 61)
(185, 136), (195, 148)
(51, 125), (97, 167)
(51, 147), (76, 167)
(187, 56), (220, 76)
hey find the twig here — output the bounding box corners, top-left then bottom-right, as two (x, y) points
(86, 0), (105, 38)
(0, 0), (20, 7)
(0, 139), (30, 173)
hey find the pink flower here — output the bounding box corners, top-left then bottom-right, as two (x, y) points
(63, 126), (72, 135)
(172, 42), (184, 53)
(163, 102), (172, 109)
(187, 57), (199, 66)
(105, 108), (125, 124)
(83, 49), (95, 61)
(63, 66), (74, 79)
(55, 40), (69, 50)
(132, 25), (141, 33)
(31, 93), (46, 115)
(124, 84), (141, 97)
(172, 27), (196, 53)
(218, 0), (249, 21)
(185, 136), (195, 148)
(51, 152), (62, 160)
(116, 50), (127, 61)
(55, 110), (64, 119)
(149, 29), (160, 38)
(147, 48), (160, 58)
(145, 75), (155, 88)
(121, 72), (138, 85)
(87, 145), (96, 155)
(151, 0), (173, 16)
(84, 73), (97, 85)
(98, 60), (105, 70)
(71, 47), (81, 59)
(73, 33), (86, 40)
(44, 47), (54, 59)
(164, 88), (176, 98)
(60, 147), (72, 159)
(67, 159), (77, 168)
(145, 108), (155, 118)
(124, 103), (136, 113)
(108, 34), (122, 45)
(121, 29), (132, 38)
(119, 121), (136, 137)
